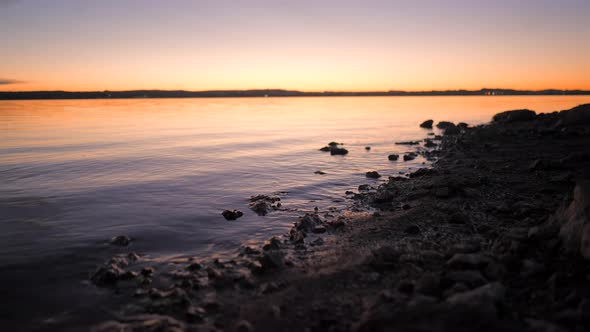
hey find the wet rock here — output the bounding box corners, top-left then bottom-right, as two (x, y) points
(366, 171), (382, 179)
(91, 265), (124, 286)
(365, 146), (371, 150)
(424, 139), (437, 148)
(436, 121), (455, 130)
(289, 229), (305, 243)
(314, 170), (326, 175)
(263, 236), (282, 251)
(443, 124), (461, 136)
(311, 237), (325, 246)
(312, 225), (327, 234)
(420, 119), (434, 129)
(409, 168), (436, 178)
(330, 147), (349, 155)
(249, 195), (280, 216)
(492, 109), (536, 123)
(296, 213), (323, 233)
(186, 262), (202, 271)
(401, 203), (411, 210)
(358, 184), (371, 191)
(403, 153), (418, 161)
(395, 141), (420, 145)
(388, 154), (399, 161)
(258, 250), (285, 271)
(110, 235), (131, 246)
(221, 209), (243, 220)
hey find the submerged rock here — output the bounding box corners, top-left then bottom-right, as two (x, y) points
(366, 171), (382, 179)
(388, 154), (399, 161)
(110, 235), (131, 246)
(314, 170), (326, 175)
(221, 209), (243, 220)
(249, 195), (281, 216)
(403, 153), (418, 161)
(420, 119), (434, 129)
(365, 146), (371, 150)
(319, 142), (349, 155)
(395, 141), (420, 145)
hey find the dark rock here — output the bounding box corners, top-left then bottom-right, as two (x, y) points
(436, 121), (455, 129)
(141, 267), (155, 276)
(492, 109), (536, 122)
(366, 171), (382, 179)
(403, 153), (418, 161)
(404, 224), (420, 235)
(249, 195), (280, 216)
(420, 119), (434, 129)
(559, 103), (590, 125)
(91, 265), (124, 286)
(448, 212), (468, 224)
(319, 146), (331, 152)
(395, 141), (420, 145)
(235, 320), (254, 332)
(528, 159), (564, 171)
(314, 170), (326, 175)
(444, 124), (461, 136)
(258, 250), (285, 271)
(330, 147), (349, 155)
(555, 182), (590, 258)
(296, 213), (323, 233)
(424, 139), (437, 148)
(415, 273), (441, 297)
(312, 225), (327, 234)
(401, 203), (411, 210)
(409, 167), (436, 178)
(289, 229), (305, 243)
(365, 146), (371, 150)
(110, 235), (131, 246)
(186, 262), (202, 271)
(221, 209), (243, 220)
(358, 184), (371, 191)
(263, 236), (282, 251)
(388, 154), (399, 161)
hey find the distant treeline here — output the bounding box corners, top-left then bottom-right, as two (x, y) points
(1, 89), (589, 100)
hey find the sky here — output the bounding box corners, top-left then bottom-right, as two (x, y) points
(1, 0), (590, 92)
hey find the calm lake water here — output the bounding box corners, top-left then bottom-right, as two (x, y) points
(1, 95), (589, 329)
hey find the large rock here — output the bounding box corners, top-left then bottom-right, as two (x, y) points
(560, 103), (590, 125)
(420, 119), (434, 129)
(492, 109), (536, 123)
(556, 182), (590, 258)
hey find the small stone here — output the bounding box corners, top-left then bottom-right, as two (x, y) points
(110, 235), (131, 246)
(366, 171), (381, 179)
(314, 170), (326, 175)
(222, 209), (244, 220)
(388, 154), (399, 161)
(365, 146), (371, 150)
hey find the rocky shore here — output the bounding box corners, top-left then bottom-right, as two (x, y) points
(91, 104), (590, 332)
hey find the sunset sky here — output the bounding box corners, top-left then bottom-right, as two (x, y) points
(1, 0), (590, 92)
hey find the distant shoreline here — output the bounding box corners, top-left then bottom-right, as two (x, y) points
(1, 89), (590, 100)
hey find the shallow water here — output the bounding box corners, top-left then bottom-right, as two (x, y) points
(0, 95), (589, 328)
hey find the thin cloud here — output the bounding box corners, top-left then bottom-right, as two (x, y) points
(0, 78), (24, 85)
